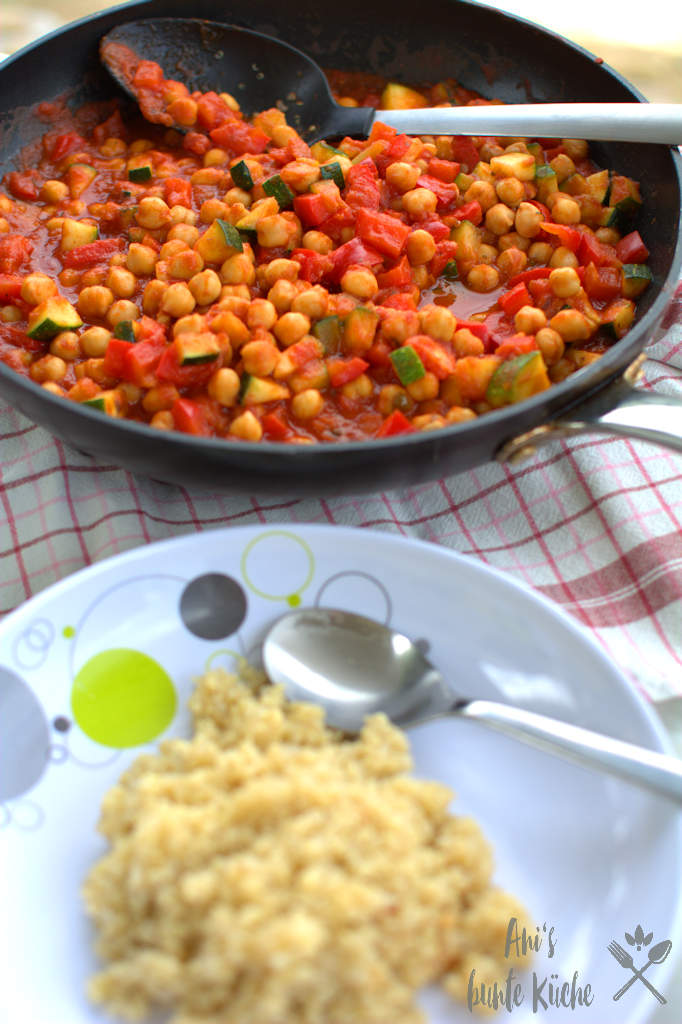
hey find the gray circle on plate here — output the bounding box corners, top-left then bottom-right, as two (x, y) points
(179, 573), (248, 640)
(0, 667), (51, 801)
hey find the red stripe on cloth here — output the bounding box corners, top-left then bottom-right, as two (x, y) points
(536, 530), (682, 629)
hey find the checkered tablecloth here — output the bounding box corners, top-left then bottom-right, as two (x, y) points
(1, 284), (681, 704)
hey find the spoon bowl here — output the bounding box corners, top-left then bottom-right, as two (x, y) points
(263, 607), (682, 803)
(100, 17), (682, 144)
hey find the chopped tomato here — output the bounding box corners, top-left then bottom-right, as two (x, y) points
(7, 172), (39, 201)
(196, 92), (235, 132)
(209, 120), (270, 155)
(0, 274), (23, 302)
(452, 199), (483, 226)
(327, 356), (370, 386)
(409, 334), (456, 378)
(164, 177), (193, 208)
(498, 282), (531, 318)
(376, 408), (414, 436)
(577, 232), (620, 268)
(62, 238), (122, 268)
(43, 131), (87, 162)
(539, 222), (582, 252)
(329, 237), (384, 282)
(262, 411), (291, 439)
(355, 208), (410, 259)
(427, 158), (460, 183)
(183, 131), (212, 155)
(294, 191), (341, 228)
(171, 397), (212, 436)
(429, 240), (458, 277)
(450, 136), (480, 171)
(616, 231), (649, 264)
(508, 267), (553, 287)
(291, 248), (334, 283)
(376, 255), (412, 289)
(156, 345), (217, 388)
(583, 263), (622, 302)
(494, 334), (537, 360)
(344, 158), (381, 211)
(0, 235), (33, 274)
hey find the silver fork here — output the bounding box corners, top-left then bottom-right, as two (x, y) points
(607, 941), (666, 1004)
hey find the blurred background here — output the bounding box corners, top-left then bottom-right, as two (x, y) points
(1, 0), (681, 100)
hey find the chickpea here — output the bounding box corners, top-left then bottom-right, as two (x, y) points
(464, 179), (496, 212)
(142, 279), (167, 316)
(406, 229), (436, 265)
(200, 198), (231, 224)
(341, 373), (373, 401)
(247, 298), (278, 332)
(167, 223), (201, 245)
(49, 331), (82, 361)
(273, 311), (310, 347)
(549, 309), (592, 342)
(106, 266), (137, 299)
(445, 406), (477, 424)
(497, 246), (527, 279)
(241, 339), (279, 376)
(406, 370), (439, 402)
(30, 354), (67, 383)
(419, 304), (455, 343)
(219, 253), (256, 286)
(551, 196), (581, 225)
(79, 326), (111, 357)
(527, 241), (553, 264)
(81, 268), (107, 289)
(385, 161), (420, 193)
(549, 153), (576, 182)
(204, 147), (228, 167)
(0, 305), (22, 323)
(169, 205), (198, 226)
(257, 214), (290, 248)
(229, 409), (263, 441)
(485, 202), (515, 236)
(173, 314), (205, 336)
(207, 367), (240, 406)
(135, 196), (171, 229)
(549, 266), (581, 298)
(452, 328), (484, 357)
(150, 411), (175, 430)
(301, 230), (333, 254)
(168, 249), (205, 281)
(291, 388), (324, 419)
(495, 177), (525, 207)
(142, 384), (180, 413)
(41, 381), (66, 397)
(261, 258), (300, 287)
(402, 187), (438, 219)
(467, 264), (500, 292)
(78, 285), (114, 319)
(340, 266), (378, 301)
(191, 167), (227, 187)
(20, 273), (58, 306)
(291, 286), (328, 321)
(40, 180), (69, 203)
(126, 243), (157, 276)
(160, 282), (196, 318)
(209, 310), (249, 348)
(535, 327), (565, 366)
(189, 269), (222, 306)
(160, 239), (188, 261)
(561, 139), (589, 161)
(280, 158), (321, 192)
(498, 231), (530, 253)
(514, 305), (547, 335)
(514, 201), (543, 238)
(220, 284), (252, 302)
(107, 300), (140, 328)
(549, 246), (579, 269)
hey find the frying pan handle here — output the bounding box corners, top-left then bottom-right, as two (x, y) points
(498, 358), (682, 463)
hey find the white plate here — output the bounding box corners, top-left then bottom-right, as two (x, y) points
(1, 524), (680, 1024)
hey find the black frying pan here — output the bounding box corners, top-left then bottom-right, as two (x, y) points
(1, 0), (681, 496)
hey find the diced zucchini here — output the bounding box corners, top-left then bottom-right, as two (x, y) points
(320, 161), (345, 190)
(601, 297), (636, 339)
(604, 175), (642, 231)
(65, 163), (97, 198)
(60, 218), (98, 253)
(311, 141), (344, 163)
(450, 219), (480, 266)
(194, 218), (243, 263)
(380, 82), (429, 109)
(238, 374), (290, 404)
(486, 351), (550, 407)
(565, 347), (602, 369)
(442, 259), (459, 280)
(535, 164), (558, 203)
(114, 320), (136, 342)
(174, 334), (220, 365)
(128, 164), (153, 183)
(235, 196), (279, 234)
(312, 315), (344, 353)
(343, 307), (379, 353)
(230, 159), (254, 191)
(560, 173), (588, 197)
(577, 195), (605, 228)
(81, 388), (126, 417)
(262, 175), (295, 209)
(621, 263), (653, 299)
(585, 169), (610, 203)
(525, 142), (543, 163)
(490, 152), (536, 181)
(455, 172), (475, 192)
(390, 345), (426, 385)
(27, 297), (83, 341)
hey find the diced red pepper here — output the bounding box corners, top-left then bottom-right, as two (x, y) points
(327, 356), (370, 387)
(376, 255), (412, 289)
(262, 411), (290, 439)
(209, 120), (270, 155)
(368, 121), (397, 143)
(314, 202), (356, 241)
(453, 200), (483, 226)
(164, 177), (193, 208)
(376, 133), (412, 173)
(508, 266), (553, 288)
(0, 235), (33, 274)
(455, 319), (491, 350)
(286, 336), (322, 369)
(416, 174), (458, 210)
(132, 59), (163, 90)
(6, 172), (39, 201)
(379, 291), (417, 311)
(293, 191), (340, 228)
(102, 337), (134, 379)
(364, 338), (393, 366)
(494, 334), (537, 360)
(430, 239), (458, 277)
(498, 281), (532, 318)
(427, 158), (461, 183)
(171, 397), (212, 436)
(450, 136), (481, 171)
(615, 231), (649, 264)
(539, 222), (582, 252)
(355, 208), (410, 259)
(329, 237), (384, 282)
(291, 248), (334, 284)
(419, 218), (450, 242)
(62, 238), (122, 269)
(123, 339), (166, 387)
(577, 231), (620, 268)
(156, 345), (216, 388)
(376, 408), (414, 437)
(409, 334), (456, 379)
(344, 158), (381, 211)
(583, 262), (623, 302)
(43, 131), (87, 162)
(196, 92), (235, 132)
(0, 274), (23, 302)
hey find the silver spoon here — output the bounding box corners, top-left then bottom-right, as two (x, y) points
(263, 607), (682, 804)
(100, 18), (682, 145)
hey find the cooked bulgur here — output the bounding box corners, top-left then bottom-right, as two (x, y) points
(83, 665), (529, 1023)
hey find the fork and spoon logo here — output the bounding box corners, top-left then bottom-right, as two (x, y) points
(607, 925), (672, 1004)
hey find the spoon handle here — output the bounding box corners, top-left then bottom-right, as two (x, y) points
(453, 699), (682, 803)
(372, 104), (682, 145)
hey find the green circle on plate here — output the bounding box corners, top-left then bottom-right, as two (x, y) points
(62, 625), (75, 638)
(71, 648), (176, 748)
